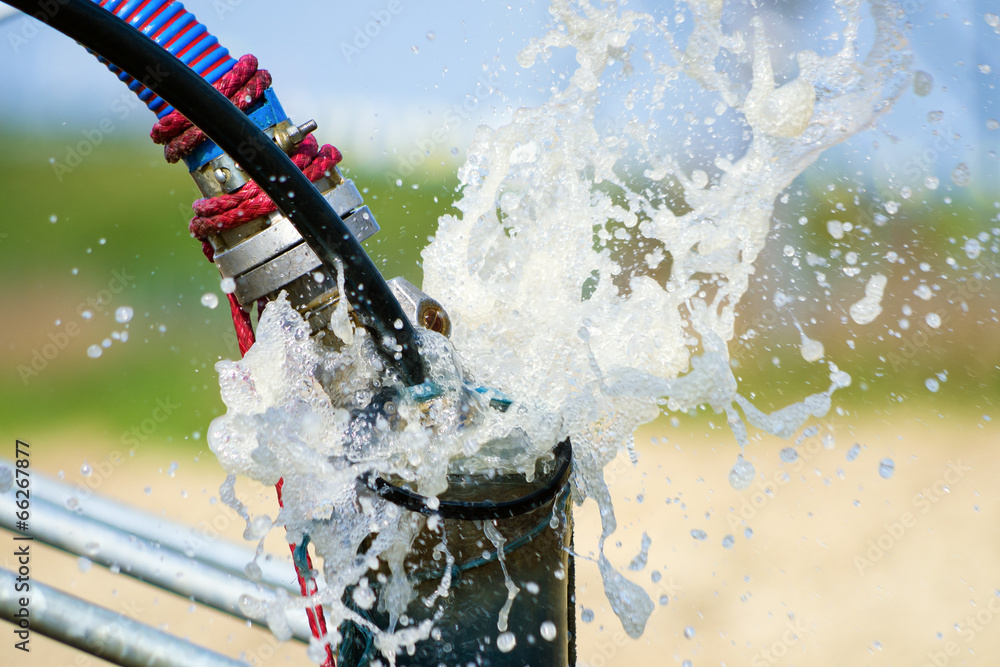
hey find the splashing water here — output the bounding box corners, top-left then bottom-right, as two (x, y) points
(207, 0), (912, 659)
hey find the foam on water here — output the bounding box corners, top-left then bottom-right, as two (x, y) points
(208, 0), (912, 659)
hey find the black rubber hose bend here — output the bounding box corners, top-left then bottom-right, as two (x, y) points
(368, 438), (573, 520)
(2, 0), (427, 386)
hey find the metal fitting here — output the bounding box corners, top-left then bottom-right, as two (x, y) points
(192, 113), (450, 343)
(208, 171), (380, 332)
(387, 277), (452, 337)
(277, 119), (318, 150)
(191, 119), (318, 198)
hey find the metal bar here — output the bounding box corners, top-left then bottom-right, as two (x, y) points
(10, 459), (303, 595)
(0, 495), (313, 642)
(0, 567), (250, 667)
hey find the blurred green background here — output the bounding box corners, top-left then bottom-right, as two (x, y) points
(1, 131), (997, 454)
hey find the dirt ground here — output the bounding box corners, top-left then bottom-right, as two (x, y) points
(2, 406), (998, 667)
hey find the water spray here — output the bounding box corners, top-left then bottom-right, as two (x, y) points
(0, 0), (575, 664)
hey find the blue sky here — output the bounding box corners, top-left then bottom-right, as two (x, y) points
(0, 0), (996, 192)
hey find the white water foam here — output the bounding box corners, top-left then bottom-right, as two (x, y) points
(208, 0), (912, 660)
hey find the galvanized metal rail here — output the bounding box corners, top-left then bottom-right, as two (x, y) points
(0, 459), (313, 662)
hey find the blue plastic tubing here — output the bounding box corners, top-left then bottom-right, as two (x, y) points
(90, 0), (237, 117)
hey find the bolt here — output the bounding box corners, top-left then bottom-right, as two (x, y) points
(213, 168), (229, 184)
(288, 119), (318, 145)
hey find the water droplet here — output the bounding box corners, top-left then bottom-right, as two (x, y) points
(927, 110), (943, 123)
(352, 582), (376, 610)
(722, 535), (735, 549)
(410, 45), (419, 54)
(979, 64), (992, 74)
(87, 345), (103, 359)
(779, 447), (798, 463)
(49, 214), (58, 223)
(684, 626), (696, 639)
(729, 456), (755, 490)
(951, 163), (971, 187)
(913, 70), (933, 96)
(925, 312), (941, 329)
(744, 527), (754, 539)
(426, 31), (436, 41)
(900, 186), (912, 199)
(987, 119), (999, 131)
(884, 201), (899, 215)
(80, 462), (92, 476)
(496, 632), (516, 653)
(540, 621), (557, 641)
(925, 378), (940, 393)
(963, 238), (982, 259)
(987, 12), (1000, 27)
(393, 318), (404, 330)
(78, 557), (92, 573)
(827, 219), (845, 239)
(581, 607), (594, 623)
(878, 458), (895, 479)
(799, 332), (824, 362)
(115, 306), (133, 323)
(82, 310), (93, 320)
(201, 293), (219, 309)
(220, 277), (236, 294)
(847, 444), (861, 461)
(924, 175), (939, 190)
(690, 529), (707, 540)
(849, 274), (888, 325)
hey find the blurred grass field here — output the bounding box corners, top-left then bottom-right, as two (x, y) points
(1, 133), (996, 446)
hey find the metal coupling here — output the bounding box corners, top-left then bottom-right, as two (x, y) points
(206, 168), (380, 332)
(190, 114), (450, 342)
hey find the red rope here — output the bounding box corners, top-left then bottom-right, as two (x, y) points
(159, 53), (338, 667)
(190, 135), (341, 241)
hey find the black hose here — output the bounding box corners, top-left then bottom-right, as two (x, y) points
(368, 439), (573, 520)
(10, 0), (575, 529)
(3, 0), (426, 386)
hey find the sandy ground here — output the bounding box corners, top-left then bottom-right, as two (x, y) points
(1, 406), (998, 667)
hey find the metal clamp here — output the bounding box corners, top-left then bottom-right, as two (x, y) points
(208, 175), (380, 317)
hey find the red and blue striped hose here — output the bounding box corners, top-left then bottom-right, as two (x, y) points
(91, 0), (237, 118)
